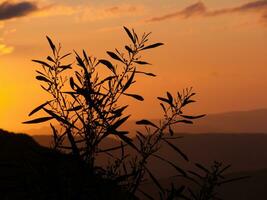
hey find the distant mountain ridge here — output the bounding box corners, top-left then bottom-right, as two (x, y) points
(174, 108), (267, 133)
(25, 108), (267, 135)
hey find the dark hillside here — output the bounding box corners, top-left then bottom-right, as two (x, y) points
(0, 129), (129, 200)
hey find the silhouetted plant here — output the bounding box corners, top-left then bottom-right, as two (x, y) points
(184, 161), (248, 200)
(23, 27), (241, 199)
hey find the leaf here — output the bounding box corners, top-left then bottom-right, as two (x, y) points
(176, 120), (193, 124)
(123, 93), (144, 101)
(75, 51), (86, 69)
(67, 105), (83, 111)
(136, 119), (158, 128)
(122, 70), (135, 92)
(32, 60), (51, 69)
(134, 61), (151, 65)
(43, 108), (73, 127)
(115, 133), (139, 152)
(160, 103), (166, 113)
(36, 70), (45, 76)
(46, 36), (56, 54)
(23, 117), (53, 124)
(47, 56), (55, 63)
(70, 77), (77, 90)
(110, 115), (130, 130)
(163, 138), (189, 161)
(123, 26), (135, 44)
(99, 59), (115, 73)
(157, 97), (169, 104)
(195, 163), (209, 173)
(135, 71), (156, 77)
(36, 76), (51, 83)
(180, 114), (206, 119)
(107, 51), (123, 62)
(141, 43), (164, 51)
(83, 50), (90, 66)
(111, 105), (128, 117)
(153, 154), (187, 177)
(29, 101), (51, 116)
(59, 64), (72, 70)
(167, 92), (173, 106)
(145, 166), (164, 193)
(125, 45), (133, 53)
(60, 53), (71, 60)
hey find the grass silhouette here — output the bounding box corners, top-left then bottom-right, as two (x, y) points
(18, 27), (246, 199)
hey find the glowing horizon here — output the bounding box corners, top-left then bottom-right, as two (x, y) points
(0, 0), (267, 133)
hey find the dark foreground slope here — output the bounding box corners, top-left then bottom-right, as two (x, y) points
(33, 133), (267, 199)
(0, 129), (130, 200)
(33, 133), (267, 173)
(34, 133), (267, 175)
(1, 129), (267, 199)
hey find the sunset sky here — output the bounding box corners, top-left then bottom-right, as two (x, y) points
(0, 0), (267, 133)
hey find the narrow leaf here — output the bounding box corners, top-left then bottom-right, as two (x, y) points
(125, 45), (133, 53)
(110, 115), (130, 130)
(99, 59), (115, 73)
(29, 101), (51, 116)
(123, 93), (144, 101)
(176, 120), (193, 124)
(60, 53), (71, 60)
(107, 51), (123, 62)
(180, 114), (206, 119)
(136, 119), (158, 128)
(47, 56), (55, 63)
(46, 36), (56, 54)
(36, 76), (51, 83)
(141, 43), (164, 50)
(153, 154), (187, 177)
(145, 167), (164, 193)
(195, 163), (209, 173)
(167, 92), (173, 105)
(123, 26), (135, 44)
(32, 60), (51, 69)
(163, 138), (189, 161)
(23, 117), (53, 124)
(67, 105), (83, 111)
(134, 61), (151, 65)
(157, 97), (169, 104)
(122, 70), (135, 92)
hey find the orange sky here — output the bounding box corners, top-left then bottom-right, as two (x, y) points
(0, 0), (267, 133)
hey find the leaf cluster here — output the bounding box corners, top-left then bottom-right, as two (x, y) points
(24, 27), (243, 200)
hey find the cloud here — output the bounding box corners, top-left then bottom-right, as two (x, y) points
(148, 0), (267, 22)
(76, 4), (144, 22)
(179, 2), (206, 18)
(0, 43), (13, 56)
(31, 3), (143, 22)
(0, 1), (38, 21)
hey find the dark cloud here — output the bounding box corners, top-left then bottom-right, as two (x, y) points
(179, 2), (206, 18)
(0, 1), (38, 21)
(148, 0), (267, 22)
(234, 0), (267, 12)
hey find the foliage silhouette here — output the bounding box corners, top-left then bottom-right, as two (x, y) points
(24, 27), (242, 199)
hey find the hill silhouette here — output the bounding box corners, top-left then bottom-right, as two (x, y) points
(1, 129), (267, 199)
(0, 129), (131, 200)
(34, 133), (267, 174)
